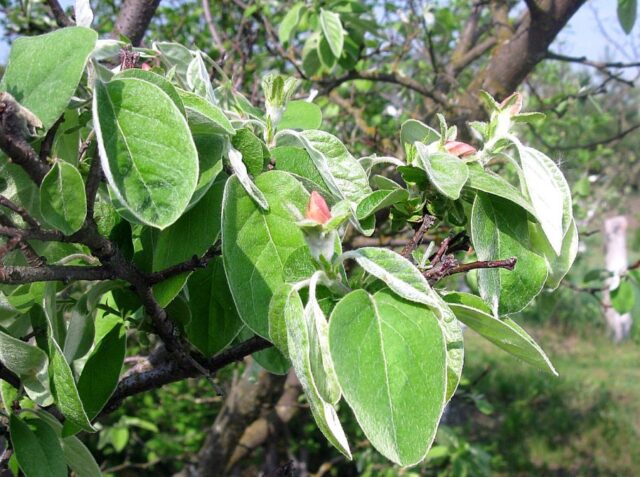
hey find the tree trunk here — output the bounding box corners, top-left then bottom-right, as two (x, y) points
(603, 216), (632, 342)
(113, 0), (162, 46)
(196, 360), (287, 477)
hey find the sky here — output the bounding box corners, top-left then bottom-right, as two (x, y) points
(0, 1), (637, 69)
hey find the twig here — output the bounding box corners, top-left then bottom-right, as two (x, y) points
(202, 0), (225, 53)
(0, 195), (40, 228)
(147, 244), (220, 284)
(0, 265), (115, 284)
(101, 336), (272, 415)
(39, 115), (64, 162)
(84, 153), (103, 222)
(425, 257), (517, 283)
(46, 0), (74, 27)
(401, 215), (435, 258)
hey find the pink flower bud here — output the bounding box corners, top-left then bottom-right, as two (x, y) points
(141, 63), (152, 71)
(306, 191), (332, 224)
(500, 92), (522, 115)
(445, 141), (476, 157)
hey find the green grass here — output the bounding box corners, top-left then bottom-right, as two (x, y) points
(459, 323), (640, 477)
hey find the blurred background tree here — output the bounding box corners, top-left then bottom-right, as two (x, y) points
(0, 0), (638, 475)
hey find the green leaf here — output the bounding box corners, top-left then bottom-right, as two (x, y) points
(271, 146), (333, 199)
(465, 163), (537, 218)
(179, 90), (235, 135)
(190, 134), (224, 206)
(530, 219), (579, 290)
(516, 145), (571, 255)
(400, 119), (439, 152)
(222, 171), (313, 338)
(26, 410), (101, 477)
(279, 2), (304, 44)
(278, 101), (323, 131)
(329, 289), (446, 466)
(471, 192), (547, 315)
(76, 324), (126, 419)
(318, 35), (337, 69)
(10, 414), (67, 477)
(618, 0), (637, 33)
(277, 130), (372, 206)
(306, 274), (341, 405)
(49, 337), (94, 433)
(414, 144), (469, 200)
(341, 247), (440, 308)
(356, 189), (409, 220)
(153, 41), (194, 86)
(52, 109), (80, 165)
(115, 68), (185, 116)
(0, 330), (51, 405)
(94, 78), (199, 229)
(612, 280), (635, 314)
(186, 257), (243, 357)
(228, 147), (269, 210)
(320, 9), (344, 58)
(62, 307), (95, 363)
(0, 27), (97, 130)
(152, 174), (225, 306)
(284, 287), (351, 458)
(231, 128), (265, 177)
(444, 292), (557, 375)
(39, 161), (86, 235)
(268, 283), (297, 356)
(339, 247), (463, 399)
(253, 346), (291, 374)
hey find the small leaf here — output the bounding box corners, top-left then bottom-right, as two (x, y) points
(618, 0), (637, 33)
(356, 189), (408, 220)
(414, 144), (469, 200)
(62, 307), (95, 363)
(179, 90), (235, 135)
(530, 218), (579, 290)
(444, 292), (557, 375)
(516, 144), (571, 255)
(0, 330), (51, 405)
(284, 287), (352, 458)
(320, 9), (344, 58)
(39, 161), (87, 235)
(278, 101), (323, 131)
(10, 414), (67, 477)
(471, 192), (547, 315)
(94, 78), (199, 229)
(400, 119), (439, 152)
(306, 274), (341, 405)
(279, 2), (304, 44)
(0, 27), (97, 130)
(228, 148), (269, 210)
(329, 289), (446, 466)
(231, 128), (265, 177)
(49, 338), (95, 433)
(466, 163), (537, 218)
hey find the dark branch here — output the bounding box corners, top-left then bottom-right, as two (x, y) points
(0, 362), (20, 390)
(400, 215), (435, 258)
(84, 152), (103, 222)
(147, 245), (220, 285)
(0, 265), (115, 285)
(101, 336), (272, 416)
(0, 195), (40, 228)
(546, 51), (640, 70)
(46, 0), (74, 27)
(425, 257), (517, 283)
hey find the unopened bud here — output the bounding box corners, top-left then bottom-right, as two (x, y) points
(306, 191), (332, 224)
(141, 63), (152, 71)
(445, 141), (476, 157)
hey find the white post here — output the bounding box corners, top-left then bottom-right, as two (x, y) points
(603, 216), (632, 342)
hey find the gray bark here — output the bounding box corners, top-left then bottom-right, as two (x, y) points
(113, 0), (162, 46)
